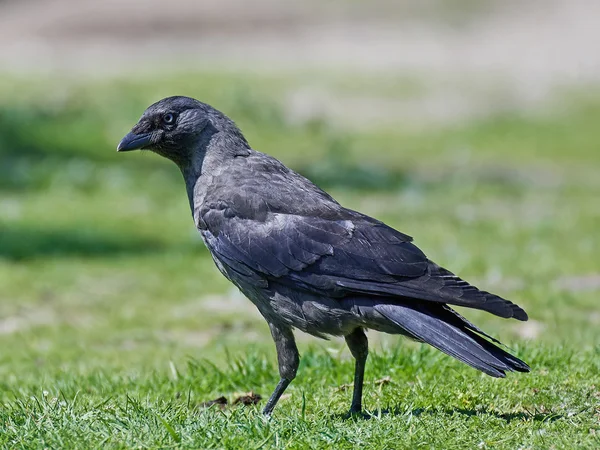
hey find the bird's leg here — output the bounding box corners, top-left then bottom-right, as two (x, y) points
(345, 327), (369, 414)
(262, 322), (299, 416)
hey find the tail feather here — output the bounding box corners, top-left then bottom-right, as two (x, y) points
(439, 306), (530, 372)
(374, 302), (530, 377)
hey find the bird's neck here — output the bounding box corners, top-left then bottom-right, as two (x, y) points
(179, 130), (251, 216)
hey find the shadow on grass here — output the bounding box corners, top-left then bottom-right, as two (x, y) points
(0, 226), (165, 261)
(0, 106), (108, 161)
(0, 105), (174, 191)
(296, 161), (409, 192)
(293, 131), (410, 192)
(335, 406), (568, 423)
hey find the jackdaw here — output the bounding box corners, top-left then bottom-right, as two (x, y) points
(117, 96), (529, 416)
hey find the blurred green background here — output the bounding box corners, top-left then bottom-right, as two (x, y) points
(0, 1), (599, 448)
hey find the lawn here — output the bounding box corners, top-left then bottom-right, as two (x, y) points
(0, 73), (599, 449)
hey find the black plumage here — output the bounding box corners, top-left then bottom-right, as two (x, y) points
(118, 96), (529, 415)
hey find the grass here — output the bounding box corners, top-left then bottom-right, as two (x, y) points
(0, 73), (599, 448)
(1, 348), (597, 449)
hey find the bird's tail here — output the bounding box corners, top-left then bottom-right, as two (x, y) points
(373, 302), (530, 377)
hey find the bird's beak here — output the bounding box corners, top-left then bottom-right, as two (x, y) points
(117, 131), (152, 152)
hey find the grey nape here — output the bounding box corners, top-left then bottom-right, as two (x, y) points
(117, 96), (530, 416)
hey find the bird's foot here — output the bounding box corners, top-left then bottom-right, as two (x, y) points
(342, 405), (370, 420)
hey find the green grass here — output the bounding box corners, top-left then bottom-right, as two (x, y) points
(1, 348), (597, 449)
(0, 73), (599, 448)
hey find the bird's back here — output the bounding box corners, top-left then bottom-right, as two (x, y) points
(194, 149), (527, 321)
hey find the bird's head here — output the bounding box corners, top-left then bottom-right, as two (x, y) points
(117, 96), (248, 168)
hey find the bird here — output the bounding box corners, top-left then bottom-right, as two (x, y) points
(117, 96), (530, 416)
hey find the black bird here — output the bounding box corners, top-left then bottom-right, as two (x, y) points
(117, 96), (529, 416)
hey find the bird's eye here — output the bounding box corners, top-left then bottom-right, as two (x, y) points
(163, 113), (175, 125)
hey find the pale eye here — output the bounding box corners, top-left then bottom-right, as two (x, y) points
(163, 113), (175, 125)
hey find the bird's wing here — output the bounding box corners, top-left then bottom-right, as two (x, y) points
(200, 203), (527, 321)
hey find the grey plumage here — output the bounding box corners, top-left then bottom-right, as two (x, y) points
(117, 96), (529, 415)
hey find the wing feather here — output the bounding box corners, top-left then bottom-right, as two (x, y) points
(201, 203), (527, 320)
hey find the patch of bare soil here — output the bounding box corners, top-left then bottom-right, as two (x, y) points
(199, 392), (262, 410)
